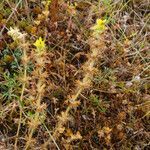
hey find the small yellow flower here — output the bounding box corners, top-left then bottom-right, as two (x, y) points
(91, 19), (106, 32)
(34, 37), (45, 50)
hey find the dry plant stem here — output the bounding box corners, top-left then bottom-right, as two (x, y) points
(52, 88), (83, 138)
(42, 122), (61, 150)
(53, 59), (95, 138)
(44, 36), (104, 148)
(25, 55), (46, 150)
(24, 0), (30, 21)
(14, 42), (28, 150)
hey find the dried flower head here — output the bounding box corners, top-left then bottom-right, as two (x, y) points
(57, 112), (69, 123)
(66, 129), (82, 143)
(7, 27), (26, 41)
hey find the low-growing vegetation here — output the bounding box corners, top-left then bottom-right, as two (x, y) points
(0, 0), (149, 149)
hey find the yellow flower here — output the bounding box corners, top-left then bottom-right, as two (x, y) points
(91, 19), (106, 32)
(34, 37), (45, 50)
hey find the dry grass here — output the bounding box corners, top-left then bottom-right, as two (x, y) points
(0, 0), (149, 149)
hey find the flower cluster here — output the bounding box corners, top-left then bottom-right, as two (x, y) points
(91, 19), (107, 34)
(33, 37), (45, 53)
(7, 27), (26, 41)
